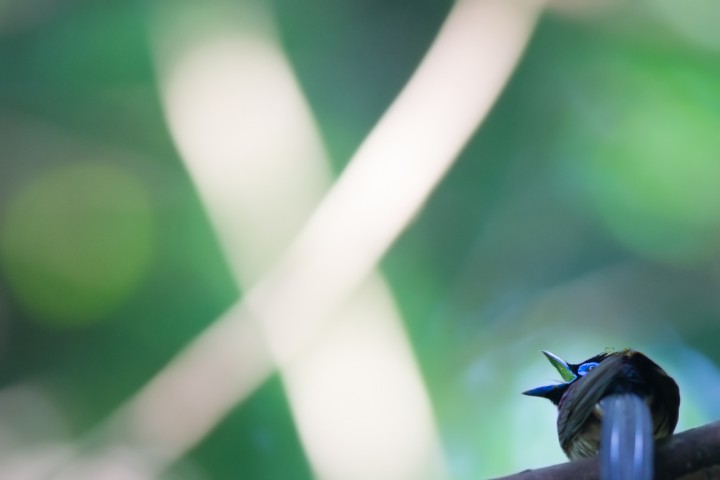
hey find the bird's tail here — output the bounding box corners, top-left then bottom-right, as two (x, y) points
(599, 393), (653, 480)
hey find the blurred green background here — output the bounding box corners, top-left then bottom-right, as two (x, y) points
(1, 0), (720, 478)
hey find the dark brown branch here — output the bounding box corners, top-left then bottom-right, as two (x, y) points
(492, 420), (720, 480)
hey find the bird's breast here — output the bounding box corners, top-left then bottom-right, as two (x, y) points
(561, 404), (602, 459)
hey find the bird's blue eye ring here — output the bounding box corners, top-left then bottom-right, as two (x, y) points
(577, 362), (600, 376)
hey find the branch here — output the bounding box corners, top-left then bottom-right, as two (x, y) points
(493, 420), (720, 480)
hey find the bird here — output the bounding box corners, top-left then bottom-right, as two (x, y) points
(523, 349), (680, 480)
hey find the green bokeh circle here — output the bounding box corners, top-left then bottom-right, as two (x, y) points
(558, 49), (720, 264)
(0, 162), (154, 327)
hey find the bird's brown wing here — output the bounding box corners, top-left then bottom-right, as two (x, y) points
(556, 354), (629, 452)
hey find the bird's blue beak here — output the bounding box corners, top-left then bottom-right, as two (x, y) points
(522, 351), (577, 398)
(523, 383), (566, 397)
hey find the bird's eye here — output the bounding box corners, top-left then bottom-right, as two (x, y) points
(577, 362), (599, 376)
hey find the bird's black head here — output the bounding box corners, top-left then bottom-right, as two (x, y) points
(523, 350), (610, 405)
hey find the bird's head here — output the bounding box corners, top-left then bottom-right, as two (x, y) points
(523, 350), (609, 405)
